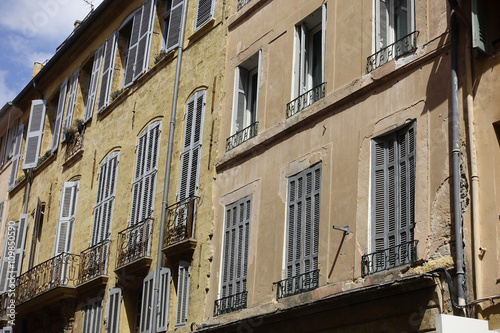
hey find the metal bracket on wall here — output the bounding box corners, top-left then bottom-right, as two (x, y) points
(332, 225), (349, 235)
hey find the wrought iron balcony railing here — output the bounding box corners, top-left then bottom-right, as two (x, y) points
(237, 0), (252, 11)
(366, 31), (419, 73)
(286, 82), (326, 118)
(78, 240), (109, 284)
(16, 253), (79, 304)
(0, 292), (9, 320)
(213, 290), (248, 317)
(276, 269), (319, 300)
(164, 196), (199, 248)
(116, 218), (153, 269)
(226, 122), (258, 152)
(65, 130), (84, 161)
(361, 240), (418, 277)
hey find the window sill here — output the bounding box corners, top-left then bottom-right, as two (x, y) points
(62, 149), (84, 169)
(97, 88), (129, 120)
(188, 18), (216, 44)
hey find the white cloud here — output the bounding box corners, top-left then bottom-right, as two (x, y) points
(0, 70), (18, 107)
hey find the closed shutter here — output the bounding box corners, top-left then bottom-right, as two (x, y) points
(175, 261), (190, 327)
(92, 152), (119, 245)
(157, 268), (171, 331)
(195, 0), (213, 29)
(124, 9), (143, 88)
(82, 298), (103, 333)
(165, 0), (184, 51)
(54, 182), (78, 255)
(139, 270), (154, 333)
(22, 100), (46, 169)
(14, 214), (29, 277)
(221, 196), (251, 298)
(106, 288), (122, 333)
(7, 123), (24, 190)
(51, 78), (68, 152)
(139, 268), (170, 333)
(84, 44), (104, 122)
(97, 33), (117, 113)
(134, 0), (155, 81)
(130, 121), (161, 225)
(62, 70), (80, 136)
(286, 164), (321, 279)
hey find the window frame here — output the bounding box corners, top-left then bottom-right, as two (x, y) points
(374, 0), (415, 52)
(194, 0), (214, 30)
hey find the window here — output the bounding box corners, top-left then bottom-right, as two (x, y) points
(1, 119), (18, 165)
(22, 99), (46, 170)
(27, 199), (44, 269)
(83, 45), (104, 122)
(82, 298), (103, 333)
(194, 0), (214, 30)
(54, 182), (79, 255)
(370, 122), (415, 271)
(50, 78), (68, 152)
(91, 152), (119, 245)
(130, 121), (161, 225)
(97, 34), (117, 113)
(162, 0), (185, 52)
(175, 261), (190, 327)
(0, 214), (28, 293)
(139, 268), (170, 332)
(7, 123), (24, 190)
(61, 70), (80, 140)
(374, 0), (414, 51)
(292, 6), (325, 99)
(105, 288), (122, 333)
(285, 164), (321, 282)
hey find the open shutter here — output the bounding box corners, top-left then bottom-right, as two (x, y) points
(139, 270), (154, 333)
(134, 0), (155, 81)
(175, 261), (191, 327)
(165, 0), (184, 51)
(0, 223), (14, 292)
(7, 123), (25, 190)
(14, 214), (29, 277)
(84, 44), (104, 122)
(22, 100), (46, 169)
(472, 0), (489, 54)
(106, 288), (122, 333)
(51, 78), (68, 152)
(233, 67), (248, 133)
(124, 9), (143, 88)
(157, 268), (171, 331)
(195, 0), (213, 29)
(62, 70), (80, 135)
(54, 182), (78, 255)
(83, 298), (103, 333)
(97, 33), (117, 113)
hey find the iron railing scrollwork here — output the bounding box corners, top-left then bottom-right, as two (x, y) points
(116, 218), (153, 269)
(0, 292), (8, 320)
(286, 82), (326, 118)
(366, 31), (419, 73)
(78, 240), (109, 284)
(164, 196), (199, 248)
(226, 122), (258, 152)
(361, 240), (418, 277)
(213, 290), (248, 317)
(65, 131), (84, 161)
(15, 253), (80, 304)
(276, 269), (319, 300)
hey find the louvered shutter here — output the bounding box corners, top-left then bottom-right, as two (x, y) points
(62, 70), (80, 135)
(22, 100), (46, 169)
(51, 78), (68, 152)
(472, 0), (489, 54)
(124, 9), (143, 88)
(165, 0), (184, 51)
(7, 123), (24, 190)
(0, 202), (3, 225)
(195, 0), (213, 29)
(14, 214), (29, 277)
(139, 270), (154, 333)
(84, 44), (104, 122)
(134, 0), (155, 81)
(0, 223), (14, 292)
(106, 288), (122, 333)
(2, 124), (15, 164)
(286, 164), (321, 279)
(83, 298), (103, 333)
(299, 23), (308, 95)
(377, 0), (389, 49)
(233, 67), (248, 133)
(54, 182), (78, 255)
(394, 0), (409, 40)
(157, 268), (171, 331)
(97, 33), (117, 113)
(398, 124), (415, 259)
(175, 261), (190, 327)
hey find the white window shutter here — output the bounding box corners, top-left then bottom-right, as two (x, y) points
(7, 123), (25, 190)
(84, 44), (105, 122)
(22, 100), (46, 169)
(139, 270), (154, 333)
(0, 222), (14, 292)
(175, 261), (191, 327)
(165, 0), (184, 52)
(124, 9), (143, 88)
(106, 288), (122, 333)
(54, 181), (78, 255)
(134, 0), (155, 81)
(51, 78), (68, 152)
(235, 67), (248, 133)
(62, 70), (80, 135)
(195, 0), (214, 29)
(157, 268), (171, 331)
(97, 33), (117, 113)
(14, 214), (29, 277)
(83, 298), (103, 333)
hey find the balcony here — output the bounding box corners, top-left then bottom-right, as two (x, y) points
(78, 240), (109, 291)
(276, 269), (319, 300)
(286, 83), (326, 118)
(226, 122), (258, 152)
(366, 31), (419, 73)
(162, 196), (199, 258)
(115, 218), (153, 277)
(15, 253), (79, 312)
(0, 292), (8, 325)
(237, 0), (252, 11)
(214, 291), (248, 317)
(361, 240), (418, 277)
(64, 130), (84, 163)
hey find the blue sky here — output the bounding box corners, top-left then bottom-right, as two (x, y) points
(0, 0), (104, 108)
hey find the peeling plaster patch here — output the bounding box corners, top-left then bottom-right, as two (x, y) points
(460, 162), (470, 214)
(429, 178), (452, 260)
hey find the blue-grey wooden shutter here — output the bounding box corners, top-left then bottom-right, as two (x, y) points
(124, 9), (143, 88)
(472, 0), (489, 54)
(7, 123), (25, 191)
(84, 44), (104, 122)
(286, 164), (321, 279)
(157, 268), (171, 331)
(14, 214), (29, 277)
(97, 33), (117, 113)
(22, 100), (46, 169)
(139, 268), (170, 333)
(54, 181), (78, 255)
(82, 298), (103, 333)
(221, 196), (251, 298)
(134, 0), (155, 81)
(62, 70), (80, 136)
(106, 288), (122, 333)
(139, 270), (154, 333)
(195, 0), (213, 29)
(165, 0), (184, 52)
(175, 261), (190, 327)
(51, 78), (68, 152)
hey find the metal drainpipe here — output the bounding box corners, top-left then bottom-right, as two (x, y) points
(450, 10), (466, 307)
(151, 1), (189, 331)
